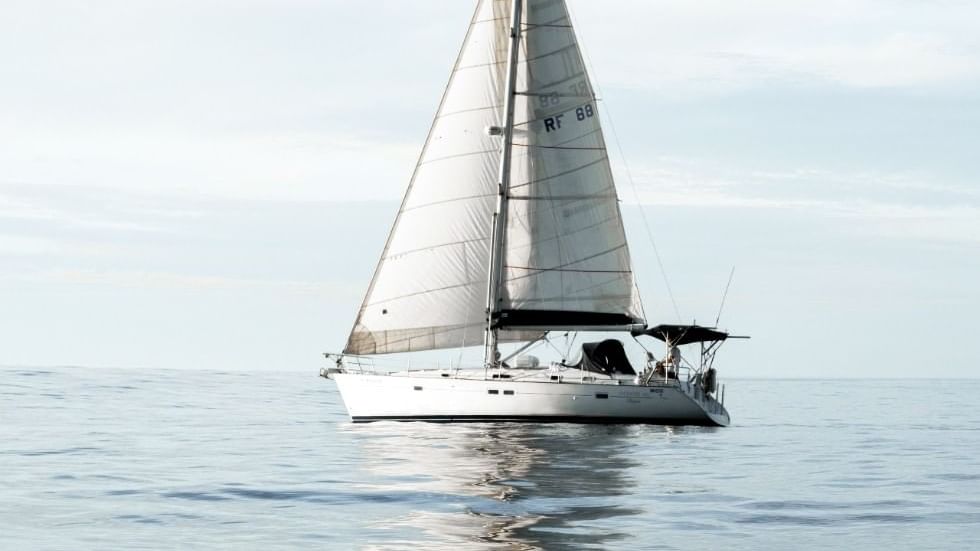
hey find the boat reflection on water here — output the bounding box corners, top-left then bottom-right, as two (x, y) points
(342, 422), (690, 549)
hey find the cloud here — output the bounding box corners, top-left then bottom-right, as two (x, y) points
(0, 126), (420, 202)
(620, 157), (980, 244)
(0, 235), (62, 256)
(5, 0), (977, 206)
(0, 185), (170, 233)
(777, 33), (980, 88)
(0, 184), (386, 303)
(570, 0), (980, 94)
(27, 269), (360, 296)
(0, 0), (467, 203)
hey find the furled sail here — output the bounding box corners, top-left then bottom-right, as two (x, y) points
(345, 0), (535, 355)
(495, 0), (644, 329)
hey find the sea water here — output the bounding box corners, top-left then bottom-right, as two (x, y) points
(2, 367), (978, 550)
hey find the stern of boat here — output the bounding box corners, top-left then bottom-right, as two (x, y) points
(677, 380), (730, 426)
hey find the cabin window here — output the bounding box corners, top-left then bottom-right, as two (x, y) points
(488, 389), (499, 395)
(492, 373), (512, 379)
(550, 375), (560, 381)
(503, 390), (515, 396)
(595, 393), (608, 399)
(414, 386), (423, 391)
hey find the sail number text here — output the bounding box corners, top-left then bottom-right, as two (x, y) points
(543, 103), (595, 133)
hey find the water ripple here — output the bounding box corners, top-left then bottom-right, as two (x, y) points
(2, 368), (979, 549)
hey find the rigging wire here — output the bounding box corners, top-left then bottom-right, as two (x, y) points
(566, 5), (683, 324)
(715, 265), (736, 328)
(544, 335), (568, 362)
(564, 331), (578, 362)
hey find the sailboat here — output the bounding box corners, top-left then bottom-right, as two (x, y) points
(321, 0), (745, 426)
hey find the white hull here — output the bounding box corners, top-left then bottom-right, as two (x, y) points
(326, 369), (729, 427)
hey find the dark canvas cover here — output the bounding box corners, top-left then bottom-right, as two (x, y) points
(576, 339), (636, 376)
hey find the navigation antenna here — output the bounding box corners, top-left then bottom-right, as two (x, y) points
(714, 266), (736, 327)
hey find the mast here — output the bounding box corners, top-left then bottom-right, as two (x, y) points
(484, 0), (523, 368)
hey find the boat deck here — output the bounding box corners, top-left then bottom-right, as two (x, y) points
(323, 366), (684, 388)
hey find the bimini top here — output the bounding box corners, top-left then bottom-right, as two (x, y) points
(632, 324), (731, 345)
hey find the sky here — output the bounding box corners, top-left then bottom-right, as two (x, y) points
(1, 0), (978, 377)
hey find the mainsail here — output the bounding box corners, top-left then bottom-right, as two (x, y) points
(345, 0), (643, 356)
(497, 0), (644, 329)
